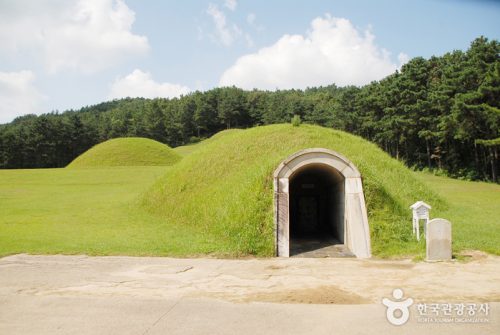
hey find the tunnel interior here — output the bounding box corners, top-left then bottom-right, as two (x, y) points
(289, 163), (345, 255)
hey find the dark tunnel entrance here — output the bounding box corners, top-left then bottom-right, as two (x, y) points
(289, 164), (346, 256)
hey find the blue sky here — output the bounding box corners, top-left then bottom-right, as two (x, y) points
(0, 0), (499, 123)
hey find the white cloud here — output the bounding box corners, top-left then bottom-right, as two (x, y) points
(224, 0), (237, 11)
(220, 14), (408, 89)
(108, 69), (190, 100)
(0, 0), (149, 74)
(206, 3), (241, 46)
(0, 70), (46, 123)
(247, 13), (256, 25)
(398, 52), (410, 65)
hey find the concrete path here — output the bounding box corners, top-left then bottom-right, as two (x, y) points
(290, 237), (355, 257)
(0, 254), (499, 334)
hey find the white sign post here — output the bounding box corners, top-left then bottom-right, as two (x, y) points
(410, 201), (431, 241)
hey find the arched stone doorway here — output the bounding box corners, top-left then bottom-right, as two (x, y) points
(273, 148), (371, 258)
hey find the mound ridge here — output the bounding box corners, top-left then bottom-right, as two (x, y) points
(68, 137), (181, 168)
(142, 124), (444, 256)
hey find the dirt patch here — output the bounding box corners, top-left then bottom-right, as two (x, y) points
(265, 265), (286, 271)
(456, 250), (489, 262)
(360, 261), (415, 269)
(243, 285), (370, 304)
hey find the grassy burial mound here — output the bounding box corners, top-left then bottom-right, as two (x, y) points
(142, 124), (444, 257)
(67, 137), (181, 168)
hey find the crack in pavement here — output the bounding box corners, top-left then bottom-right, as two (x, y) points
(175, 266), (193, 273)
(141, 298), (182, 335)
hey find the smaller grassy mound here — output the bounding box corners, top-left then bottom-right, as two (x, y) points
(68, 137), (181, 168)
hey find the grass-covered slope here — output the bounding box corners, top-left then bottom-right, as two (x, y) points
(142, 124), (445, 257)
(173, 129), (243, 157)
(67, 137), (181, 168)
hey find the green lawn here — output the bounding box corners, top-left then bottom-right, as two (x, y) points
(0, 167), (212, 256)
(414, 172), (500, 256)
(0, 167), (498, 258)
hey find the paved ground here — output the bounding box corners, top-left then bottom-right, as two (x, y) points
(290, 237), (355, 257)
(1, 253), (499, 334)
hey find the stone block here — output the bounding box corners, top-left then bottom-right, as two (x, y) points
(426, 218), (452, 261)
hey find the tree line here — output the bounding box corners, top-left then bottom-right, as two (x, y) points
(0, 37), (498, 181)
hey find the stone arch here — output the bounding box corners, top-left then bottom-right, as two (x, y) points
(273, 148), (371, 258)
